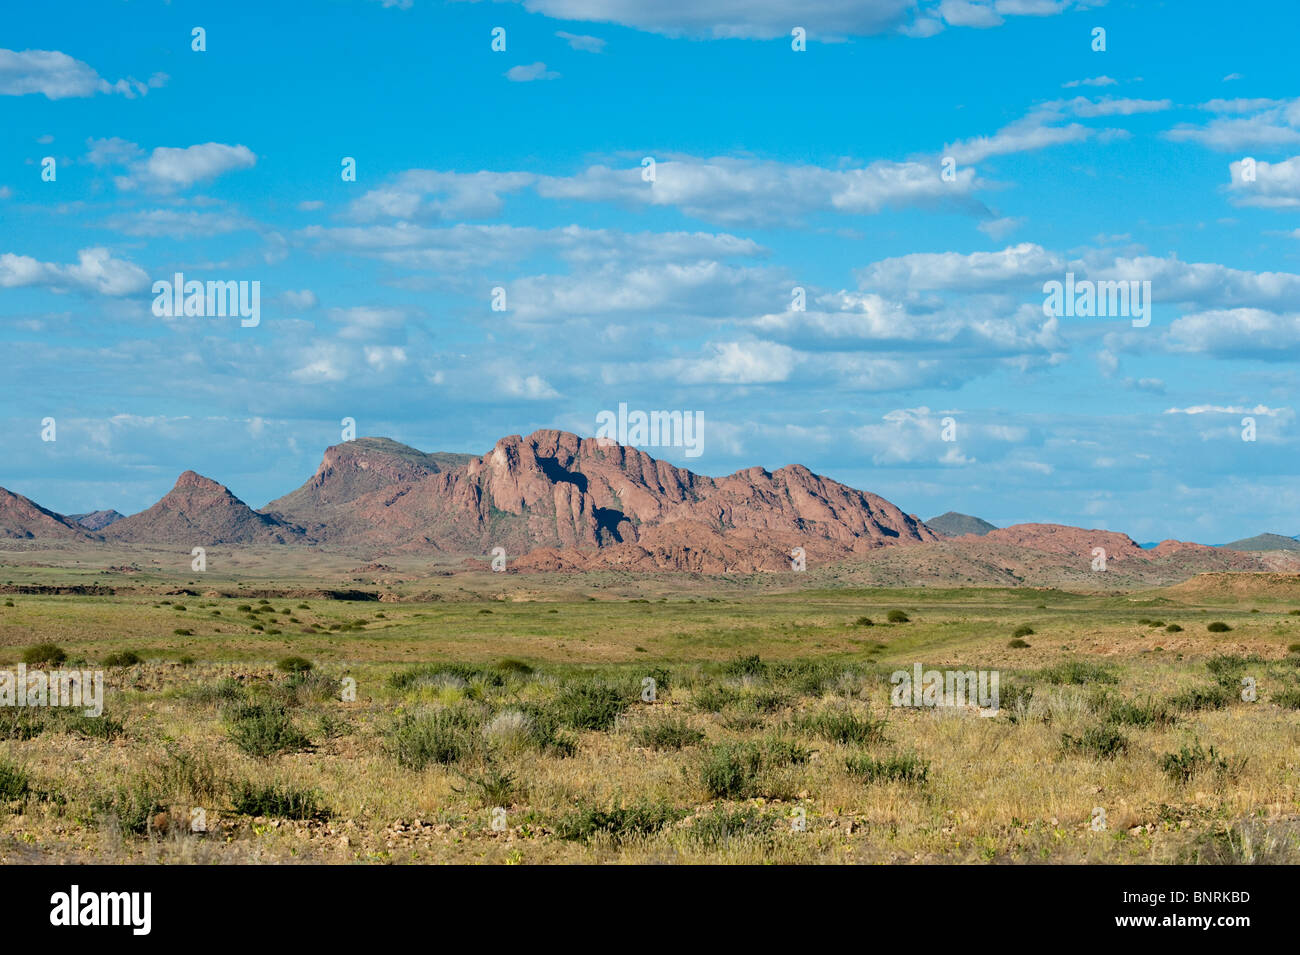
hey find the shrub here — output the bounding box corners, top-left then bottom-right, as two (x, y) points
(224, 702), (312, 758)
(481, 709), (534, 752)
(1166, 624), (1183, 633)
(722, 654), (767, 678)
(552, 681), (627, 731)
(21, 643), (66, 666)
(103, 650), (142, 667)
(451, 762), (517, 806)
(632, 717), (705, 751)
(61, 713), (125, 740)
(845, 751), (929, 784)
(1012, 625), (1034, 638)
(1008, 638), (1030, 649)
(1271, 687), (1300, 709)
(0, 761), (31, 803)
(554, 802), (685, 843)
(191, 677), (244, 705)
(154, 747), (225, 803)
(1287, 643), (1300, 654)
(1060, 726), (1129, 760)
(761, 735), (812, 767)
(388, 663), (505, 691)
(1168, 684), (1233, 712)
(853, 616), (874, 627)
(699, 743), (765, 799)
(886, 610), (910, 623)
(1102, 696), (1177, 728)
(385, 708), (477, 769)
(496, 658), (534, 676)
(793, 707), (887, 745)
(688, 804), (771, 848)
(1207, 622), (1232, 633)
(692, 684), (738, 712)
(1160, 742), (1238, 783)
(230, 781), (329, 821)
(1038, 660), (1119, 685)
(276, 656), (313, 674)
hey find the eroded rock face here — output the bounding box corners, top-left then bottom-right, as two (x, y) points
(279, 429), (937, 566)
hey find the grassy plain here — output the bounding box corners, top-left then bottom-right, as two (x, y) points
(2, 552), (1299, 864)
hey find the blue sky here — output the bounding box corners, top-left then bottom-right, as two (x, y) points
(2, 0), (1298, 544)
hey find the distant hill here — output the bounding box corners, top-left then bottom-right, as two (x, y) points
(1220, 533), (1300, 552)
(0, 487), (89, 540)
(68, 509), (124, 531)
(926, 512), (997, 537)
(104, 471), (306, 546)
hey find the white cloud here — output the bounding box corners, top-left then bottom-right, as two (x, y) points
(509, 0), (1084, 40)
(506, 62), (560, 82)
(0, 48), (166, 99)
(857, 242), (1064, 292)
(111, 142), (257, 193)
(346, 170), (534, 221)
(103, 208), (258, 238)
(1166, 97), (1300, 150)
(284, 290), (318, 309)
(556, 31), (606, 52)
(0, 247), (148, 296)
(537, 155), (983, 226)
(674, 340), (798, 384)
(1063, 76), (1117, 88)
(1227, 155), (1300, 209)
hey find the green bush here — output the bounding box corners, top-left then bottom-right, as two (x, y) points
(552, 681), (627, 731)
(385, 708), (478, 769)
(1060, 726), (1129, 760)
(1012, 625), (1034, 638)
(886, 610), (910, 623)
(276, 656), (313, 674)
(21, 643), (66, 666)
(692, 684), (738, 712)
(688, 804), (771, 848)
(1168, 684), (1233, 712)
(793, 707), (887, 745)
(1207, 622), (1232, 633)
(699, 743), (765, 799)
(1166, 624), (1183, 633)
(845, 751), (929, 784)
(230, 781), (329, 821)
(1160, 742), (1237, 783)
(0, 761), (31, 803)
(631, 717), (705, 751)
(554, 801), (685, 843)
(1008, 638), (1030, 649)
(103, 650), (142, 667)
(1271, 687), (1300, 709)
(224, 702), (312, 758)
(722, 654), (767, 678)
(1038, 660), (1119, 685)
(1102, 696), (1177, 728)
(853, 616), (874, 627)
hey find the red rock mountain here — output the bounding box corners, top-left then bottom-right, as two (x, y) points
(0, 487), (90, 540)
(103, 471), (305, 546)
(266, 430), (937, 563)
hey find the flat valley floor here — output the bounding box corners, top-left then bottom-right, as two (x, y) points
(2, 545), (1299, 864)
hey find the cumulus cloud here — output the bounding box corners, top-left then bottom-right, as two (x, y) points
(100, 141), (257, 193)
(1227, 154), (1300, 208)
(0, 48), (166, 99)
(0, 247), (148, 296)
